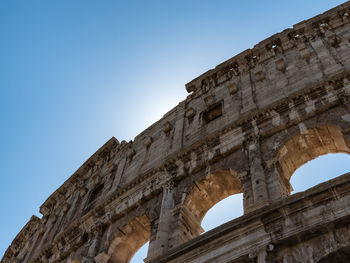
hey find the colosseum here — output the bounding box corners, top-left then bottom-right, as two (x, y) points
(3, 1), (350, 263)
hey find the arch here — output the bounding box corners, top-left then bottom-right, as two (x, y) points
(317, 247), (350, 263)
(108, 215), (150, 263)
(183, 169), (243, 233)
(290, 153), (350, 193)
(201, 193), (243, 231)
(276, 125), (350, 194)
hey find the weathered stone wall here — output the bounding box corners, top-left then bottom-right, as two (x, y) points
(152, 172), (350, 263)
(3, 1), (350, 263)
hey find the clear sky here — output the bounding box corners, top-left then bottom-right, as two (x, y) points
(1, 1), (349, 262)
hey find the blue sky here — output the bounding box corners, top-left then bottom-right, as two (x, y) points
(1, 1), (349, 262)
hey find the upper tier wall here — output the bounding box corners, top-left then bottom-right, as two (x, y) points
(39, 0), (350, 216)
(4, 1), (350, 262)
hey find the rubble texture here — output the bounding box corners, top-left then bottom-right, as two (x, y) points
(3, 2), (350, 263)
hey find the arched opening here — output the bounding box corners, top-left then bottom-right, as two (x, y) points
(130, 242), (149, 263)
(290, 153), (350, 193)
(108, 215), (150, 263)
(183, 169), (243, 236)
(201, 193), (243, 232)
(276, 125), (350, 195)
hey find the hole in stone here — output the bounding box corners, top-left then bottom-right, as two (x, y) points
(202, 101), (223, 123)
(83, 183), (105, 214)
(88, 183), (104, 205)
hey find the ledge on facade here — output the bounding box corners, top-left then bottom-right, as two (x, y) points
(2, 215), (40, 261)
(39, 136), (120, 216)
(185, 0), (350, 93)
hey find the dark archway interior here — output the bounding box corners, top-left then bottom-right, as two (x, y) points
(318, 247), (350, 263)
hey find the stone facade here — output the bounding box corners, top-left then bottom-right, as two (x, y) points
(3, 2), (350, 263)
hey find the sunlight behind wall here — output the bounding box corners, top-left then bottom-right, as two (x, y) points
(290, 153), (350, 194)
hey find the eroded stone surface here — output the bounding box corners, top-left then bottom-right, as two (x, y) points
(3, 2), (350, 263)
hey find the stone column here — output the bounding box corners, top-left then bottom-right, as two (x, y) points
(147, 179), (175, 259)
(241, 175), (255, 213)
(147, 185), (204, 262)
(87, 227), (103, 260)
(246, 138), (270, 210)
(167, 206), (204, 249)
(265, 162), (293, 201)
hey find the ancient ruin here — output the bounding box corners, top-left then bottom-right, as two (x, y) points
(3, 2), (350, 262)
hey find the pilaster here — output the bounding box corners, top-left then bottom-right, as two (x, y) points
(167, 206), (204, 250)
(146, 179), (175, 259)
(87, 226), (104, 259)
(245, 137), (270, 211)
(265, 162), (293, 200)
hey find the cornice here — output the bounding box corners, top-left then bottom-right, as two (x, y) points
(185, 0), (350, 94)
